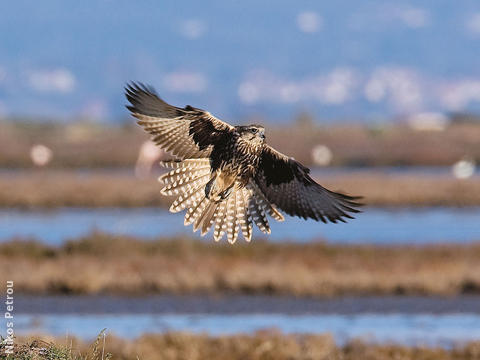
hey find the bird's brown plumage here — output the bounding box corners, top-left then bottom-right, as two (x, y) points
(125, 82), (362, 243)
(125, 83), (234, 159)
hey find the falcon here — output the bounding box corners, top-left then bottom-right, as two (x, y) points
(125, 83), (362, 243)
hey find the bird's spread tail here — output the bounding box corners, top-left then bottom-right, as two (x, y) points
(159, 159), (284, 243)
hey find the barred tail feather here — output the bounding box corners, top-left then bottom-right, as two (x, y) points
(160, 171), (211, 196)
(246, 183), (271, 234)
(239, 187), (252, 242)
(185, 195), (208, 226)
(226, 189), (239, 244)
(169, 184), (204, 213)
(213, 186), (253, 243)
(160, 159), (211, 214)
(198, 200), (218, 235)
(223, 192), (236, 243)
(252, 183), (284, 222)
(213, 200), (227, 242)
(159, 160), (286, 242)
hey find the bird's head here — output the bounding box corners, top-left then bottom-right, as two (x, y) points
(236, 125), (266, 145)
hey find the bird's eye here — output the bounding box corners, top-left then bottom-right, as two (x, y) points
(251, 128), (258, 133)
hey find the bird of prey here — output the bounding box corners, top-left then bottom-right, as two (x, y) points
(125, 83), (361, 243)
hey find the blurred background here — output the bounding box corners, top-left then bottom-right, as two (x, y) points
(1, 1), (480, 359)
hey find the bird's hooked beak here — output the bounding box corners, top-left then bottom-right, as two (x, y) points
(260, 130), (265, 139)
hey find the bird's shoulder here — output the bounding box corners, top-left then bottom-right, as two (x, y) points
(259, 144), (312, 186)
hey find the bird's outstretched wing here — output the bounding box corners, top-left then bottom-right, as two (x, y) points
(125, 82), (234, 159)
(255, 145), (362, 223)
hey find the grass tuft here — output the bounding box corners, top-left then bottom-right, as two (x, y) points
(1, 331), (111, 360)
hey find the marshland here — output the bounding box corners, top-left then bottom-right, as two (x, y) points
(2, 119), (480, 358)
(3, 1), (480, 358)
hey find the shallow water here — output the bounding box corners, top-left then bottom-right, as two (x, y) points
(0, 207), (478, 245)
(6, 295), (480, 346)
(12, 313), (480, 346)
(13, 295), (480, 315)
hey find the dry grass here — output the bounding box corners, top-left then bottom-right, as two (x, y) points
(325, 173), (480, 207)
(0, 170), (170, 208)
(267, 120), (480, 167)
(2, 330), (112, 360)
(1, 120), (480, 168)
(6, 331), (480, 360)
(1, 233), (480, 296)
(1, 170), (479, 208)
(0, 121), (142, 168)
